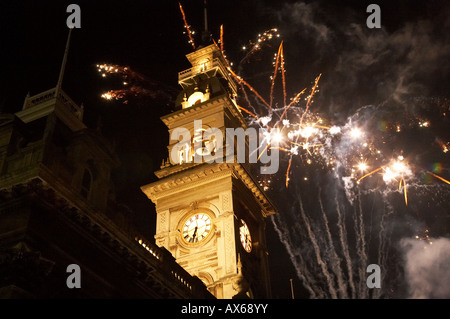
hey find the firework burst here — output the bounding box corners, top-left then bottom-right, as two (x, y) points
(96, 63), (174, 104)
(226, 43), (450, 204)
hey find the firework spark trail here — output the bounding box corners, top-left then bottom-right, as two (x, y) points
(317, 189), (349, 298)
(278, 88), (307, 126)
(234, 75), (267, 123)
(287, 89), (308, 108)
(358, 192), (369, 298)
(257, 143), (271, 161)
(270, 42), (283, 108)
(179, 2), (196, 50)
(97, 64), (128, 77)
(270, 214), (322, 298)
(236, 82), (256, 117)
(298, 196), (338, 299)
(237, 105), (258, 119)
(334, 194), (357, 299)
(401, 178), (408, 206)
(219, 24), (224, 53)
(357, 167), (383, 183)
(280, 43), (287, 108)
(354, 191), (369, 298)
(100, 85), (171, 104)
(285, 158), (292, 187)
(97, 63), (148, 83)
(228, 67), (272, 110)
(97, 63), (176, 104)
(300, 73), (322, 126)
(239, 28), (281, 67)
(426, 170), (450, 184)
(373, 192), (395, 299)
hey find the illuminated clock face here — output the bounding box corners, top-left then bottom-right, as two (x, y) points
(240, 220), (252, 253)
(182, 213), (212, 244)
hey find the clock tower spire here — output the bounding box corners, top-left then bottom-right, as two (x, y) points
(201, 0), (212, 45)
(141, 30), (276, 299)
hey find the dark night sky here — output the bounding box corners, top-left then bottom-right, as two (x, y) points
(1, 0), (449, 299)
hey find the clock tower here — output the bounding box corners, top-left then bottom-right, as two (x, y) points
(141, 43), (277, 299)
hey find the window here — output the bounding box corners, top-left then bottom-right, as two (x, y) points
(187, 91), (205, 108)
(81, 168), (92, 199)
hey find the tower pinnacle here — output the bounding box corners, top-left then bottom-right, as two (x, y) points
(201, 0), (212, 45)
(55, 27), (73, 96)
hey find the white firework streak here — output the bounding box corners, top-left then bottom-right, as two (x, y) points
(354, 191), (369, 298)
(334, 195), (357, 298)
(298, 196), (338, 298)
(270, 214), (322, 298)
(318, 189), (349, 298)
(373, 191), (395, 299)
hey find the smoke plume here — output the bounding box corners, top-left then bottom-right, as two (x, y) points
(400, 237), (450, 299)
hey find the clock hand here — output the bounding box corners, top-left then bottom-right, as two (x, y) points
(192, 226), (198, 239)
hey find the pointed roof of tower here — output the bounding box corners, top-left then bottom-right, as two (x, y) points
(15, 27), (85, 131)
(55, 27), (73, 96)
(200, 0), (212, 46)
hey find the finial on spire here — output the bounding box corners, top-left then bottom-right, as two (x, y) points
(201, 0), (212, 44)
(55, 27), (73, 96)
(203, 0), (208, 32)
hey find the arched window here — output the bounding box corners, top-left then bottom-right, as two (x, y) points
(187, 91), (205, 108)
(81, 168), (92, 199)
